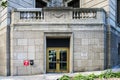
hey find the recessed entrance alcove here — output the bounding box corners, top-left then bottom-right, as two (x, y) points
(44, 32), (73, 73)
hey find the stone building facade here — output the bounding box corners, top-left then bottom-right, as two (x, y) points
(0, 0), (120, 76)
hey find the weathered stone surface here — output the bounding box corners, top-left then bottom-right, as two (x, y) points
(17, 67), (31, 75)
(17, 39), (27, 45)
(0, 27), (7, 76)
(11, 24), (106, 75)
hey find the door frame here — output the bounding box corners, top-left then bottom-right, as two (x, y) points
(44, 32), (73, 73)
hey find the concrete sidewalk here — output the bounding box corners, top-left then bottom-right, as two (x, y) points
(0, 74), (61, 80)
(0, 71), (103, 80)
(0, 69), (120, 80)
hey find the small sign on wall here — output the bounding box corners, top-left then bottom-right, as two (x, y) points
(23, 60), (29, 66)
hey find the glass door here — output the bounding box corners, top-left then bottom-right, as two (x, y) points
(47, 48), (69, 73)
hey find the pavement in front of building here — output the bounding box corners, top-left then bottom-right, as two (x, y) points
(0, 69), (120, 80)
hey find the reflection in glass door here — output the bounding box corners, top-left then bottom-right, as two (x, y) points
(49, 50), (56, 71)
(47, 48), (69, 73)
(60, 50), (67, 70)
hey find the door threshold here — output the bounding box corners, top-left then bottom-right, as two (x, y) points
(46, 72), (69, 74)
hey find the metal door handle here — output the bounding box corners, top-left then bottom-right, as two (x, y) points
(57, 59), (60, 63)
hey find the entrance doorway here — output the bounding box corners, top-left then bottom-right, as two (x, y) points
(46, 38), (70, 73)
(47, 48), (69, 73)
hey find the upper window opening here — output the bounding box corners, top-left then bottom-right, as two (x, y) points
(36, 0), (47, 8)
(68, 0), (79, 8)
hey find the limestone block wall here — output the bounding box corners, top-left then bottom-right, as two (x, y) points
(73, 25), (106, 72)
(11, 27), (44, 75)
(0, 27), (7, 76)
(81, 0), (120, 68)
(0, 6), (10, 76)
(10, 23), (106, 75)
